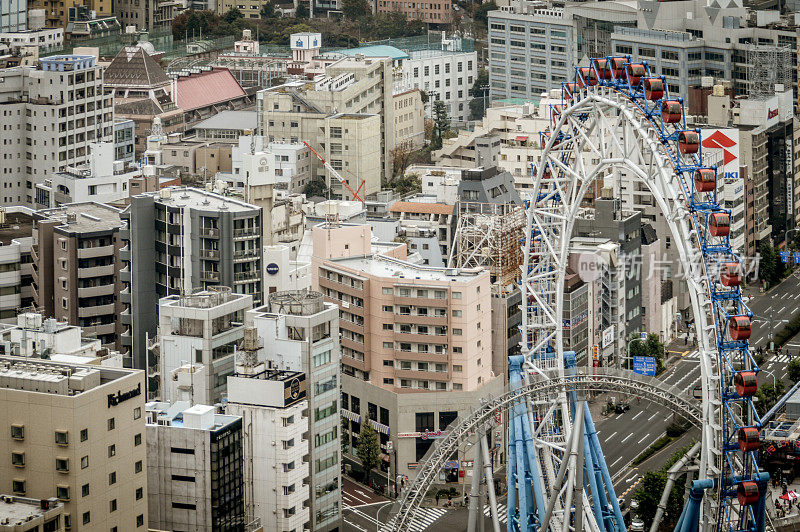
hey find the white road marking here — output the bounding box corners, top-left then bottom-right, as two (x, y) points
(648, 413), (658, 421)
(638, 434), (650, 445)
(631, 411), (643, 421)
(605, 431), (618, 441)
(626, 474), (638, 483)
(609, 456), (624, 470)
(621, 433), (633, 443)
(345, 519), (368, 532)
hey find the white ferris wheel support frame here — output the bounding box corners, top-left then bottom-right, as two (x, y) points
(520, 88), (721, 528)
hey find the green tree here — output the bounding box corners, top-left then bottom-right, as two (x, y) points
(632, 445), (692, 530)
(473, 1), (498, 24)
(759, 241), (785, 287)
(789, 358), (800, 384)
(431, 100), (450, 150)
(392, 173), (422, 197)
(341, 417), (351, 454)
(224, 7), (244, 23)
(342, 0), (370, 19)
(469, 68), (489, 120)
(295, 1), (309, 18)
(303, 178), (328, 198)
(755, 380), (786, 416)
(628, 333), (666, 373)
(356, 423), (381, 485)
(260, 1), (276, 18)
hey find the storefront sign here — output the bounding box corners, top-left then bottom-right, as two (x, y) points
(398, 429), (445, 439)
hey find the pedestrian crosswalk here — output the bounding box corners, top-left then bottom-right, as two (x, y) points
(483, 503), (508, 524)
(380, 507), (447, 532)
(681, 351), (794, 364)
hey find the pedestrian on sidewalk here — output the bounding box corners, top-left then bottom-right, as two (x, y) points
(436, 491), (440, 506)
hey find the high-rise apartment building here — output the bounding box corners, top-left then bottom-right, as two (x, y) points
(0, 356), (148, 532)
(145, 402), (245, 531)
(375, 0), (452, 24)
(120, 187), (263, 371)
(0, 55), (114, 208)
(244, 290), (342, 531)
(226, 365), (311, 532)
(32, 203), (124, 350)
(114, 0), (182, 31)
(155, 288), (253, 404)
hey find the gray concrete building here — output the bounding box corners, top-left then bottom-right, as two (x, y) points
(245, 290), (342, 532)
(575, 198), (643, 341)
(0, 0), (26, 33)
(145, 402), (245, 532)
(120, 187), (263, 371)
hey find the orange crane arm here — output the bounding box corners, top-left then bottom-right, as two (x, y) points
(303, 141), (364, 203)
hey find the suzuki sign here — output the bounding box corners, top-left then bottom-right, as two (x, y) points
(702, 129), (740, 179)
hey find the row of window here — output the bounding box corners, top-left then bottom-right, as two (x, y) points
(12, 411), (139, 443)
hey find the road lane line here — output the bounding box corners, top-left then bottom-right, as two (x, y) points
(621, 433), (633, 443)
(609, 456), (624, 470)
(648, 413), (658, 421)
(632, 411), (643, 421)
(605, 431), (618, 441)
(638, 434), (650, 445)
(345, 519), (368, 532)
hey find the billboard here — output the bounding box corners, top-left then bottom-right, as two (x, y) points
(702, 129), (740, 179)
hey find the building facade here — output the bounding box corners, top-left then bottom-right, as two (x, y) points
(32, 202), (124, 350)
(0, 55), (114, 208)
(245, 290), (342, 531)
(0, 357), (148, 532)
(145, 402), (245, 531)
(121, 187), (263, 370)
(226, 366), (311, 532)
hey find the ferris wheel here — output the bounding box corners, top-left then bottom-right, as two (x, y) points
(516, 57), (764, 532)
(387, 58), (767, 532)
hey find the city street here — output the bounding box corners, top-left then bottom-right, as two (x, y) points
(745, 272), (800, 349)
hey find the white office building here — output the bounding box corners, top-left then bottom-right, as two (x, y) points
(0, 55), (114, 207)
(226, 364), (310, 531)
(244, 290), (341, 531)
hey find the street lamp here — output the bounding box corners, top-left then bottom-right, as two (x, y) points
(785, 227), (800, 248)
(760, 367), (777, 389)
(376, 502), (391, 532)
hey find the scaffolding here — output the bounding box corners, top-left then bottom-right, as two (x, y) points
(448, 202), (525, 293)
(747, 44), (792, 99)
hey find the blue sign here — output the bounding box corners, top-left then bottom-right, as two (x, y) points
(794, 252), (800, 264)
(781, 251), (790, 263)
(266, 263), (279, 275)
(633, 356), (656, 376)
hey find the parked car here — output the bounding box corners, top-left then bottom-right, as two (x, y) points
(615, 402), (631, 414)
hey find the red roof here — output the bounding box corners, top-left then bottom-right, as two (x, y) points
(389, 202), (454, 215)
(174, 68), (246, 112)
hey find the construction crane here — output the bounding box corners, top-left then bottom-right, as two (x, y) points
(303, 141), (366, 203)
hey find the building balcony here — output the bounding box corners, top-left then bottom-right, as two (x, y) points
(233, 271), (260, 282)
(394, 349), (448, 362)
(78, 283), (115, 298)
(200, 227), (220, 238)
(233, 228), (260, 238)
(29, 245), (38, 263)
(77, 244), (115, 259)
(119, 247), (130, 262)
(77, 264), (115, 278)
(394, 368), (450, 382)
(119, 268), (130, 283)
(233, 249), (259, 261)
(199, 249), (220, 260)
(393, 331), (448, 344)
(81, 322), (116, 337)
(393, 314), (447, 326)
(78, 303), (116, 318)
(200, 270), (220, 282)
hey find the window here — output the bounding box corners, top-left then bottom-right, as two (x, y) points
(80, 456), (88, 469)
(82, 512), (90, 525)
(57, 486), (70, 500)
(10, 425), (23, 440)
(135, 487), (143, 500)
(452, 292), (461, 299)
(382, 323), (393, 331)
(12, 480), (25, 494)
(453, 328), (462, 335)
(133, 407), (141, 420)
(11, 452), (24, 466)
(171, 474), (195, 482)
(382, 287), (393, 295)
(56, 457), (69, 472)
(134, 433), (142, 446)
(137, 514), (144, 527)
(383, 359), (393, 366)
(172, 502), (197, 510)
(108, 444), (116, 457)
(110, 499), (117, 512)
(454, 383), (463, 390)
(109, 472), (116, 485)
(107, 418), (115, 431)
(55, 430), (68, 445)
(452, 310), (462, 317)
(81, 484), (89, 497)
(80, 428), (87, 442)
(135, 460), (142, 474)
